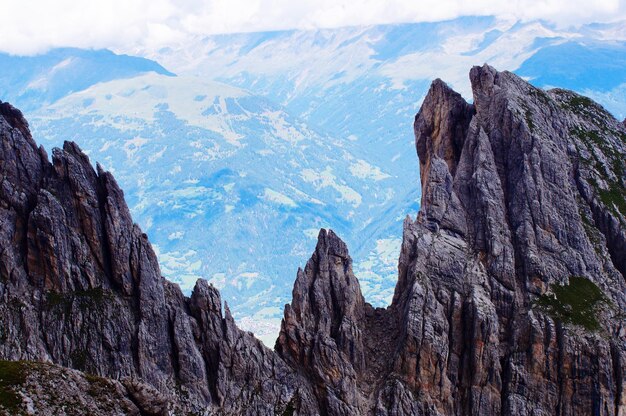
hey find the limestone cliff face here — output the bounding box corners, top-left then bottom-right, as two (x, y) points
(390, 64), (626, 415)
(0, 101), (318, 415)
(1, 65), (625, 416)
(276, 65), (626, 415)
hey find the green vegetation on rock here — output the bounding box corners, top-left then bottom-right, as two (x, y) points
(562, 95), (595, 111)
(557, 91), (612, 120)
(0, 361), (27, 414)
(535, 276), (610, 331)
(598, 185), (626, 218)
(569, 126), (626, 219)
(46, 287), (112, 314)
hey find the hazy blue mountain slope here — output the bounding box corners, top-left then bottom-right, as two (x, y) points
(30, 73), (405, 345)
(139, 17), (626, 150)
(516, 41), (626, 91)
(0, 48), (173, 111)
(516, 40), (626, 116)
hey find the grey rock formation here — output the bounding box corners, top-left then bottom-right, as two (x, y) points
(0, 100), (317, 415)
(276, 229), (368, 414)
(1, 64), (625, 415)
(0, 360), (143, 415)
(275, 65), (626, 415)
(390, 65), (626, 415)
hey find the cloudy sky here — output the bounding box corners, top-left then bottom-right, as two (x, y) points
(1, 0), (625, 54)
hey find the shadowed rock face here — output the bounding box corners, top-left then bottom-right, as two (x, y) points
(279, 65), (626, 415)
(415, 78), (475, 196)
(1, 64), (626, 416)
(390, 65), (626, 415)
(0, 100), (319, 415)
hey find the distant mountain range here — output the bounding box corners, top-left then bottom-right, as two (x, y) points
(0, 48), (173, 111)
(2, 15), (625, 345)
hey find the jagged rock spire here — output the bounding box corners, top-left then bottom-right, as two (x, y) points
(0, 106), (318, 415)
(276, 229), (367, 414)
(415, 78), (474, 191)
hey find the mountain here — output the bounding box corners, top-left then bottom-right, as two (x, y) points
(136, 17), (626, 234)
(29, 72), (406, 345)
(137, 17), (626, 162)
(0, 99), (318, 415)
(1, 65), (624, 414)
(4, 17), (626, 345)
(0, 48), (173, 112)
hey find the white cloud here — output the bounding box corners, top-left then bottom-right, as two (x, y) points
(0, 0), (624, 55)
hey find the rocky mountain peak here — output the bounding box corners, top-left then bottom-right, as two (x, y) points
(287, 229), (362, 323)
(190, 279), (224, 314)
(0, 101), (32, 141)
(0, 105), (319, 415)
(469, 63), (500, 99)
(414, 78), (473, 197)
(400, 63), (626, 414)
(276, 228), (368, 413)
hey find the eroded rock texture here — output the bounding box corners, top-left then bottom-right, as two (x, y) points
(276, 65), (626, 415)
(391, 65), (626, 415)
(1, 64), (625, 415)
(0, 100), (318, 415)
